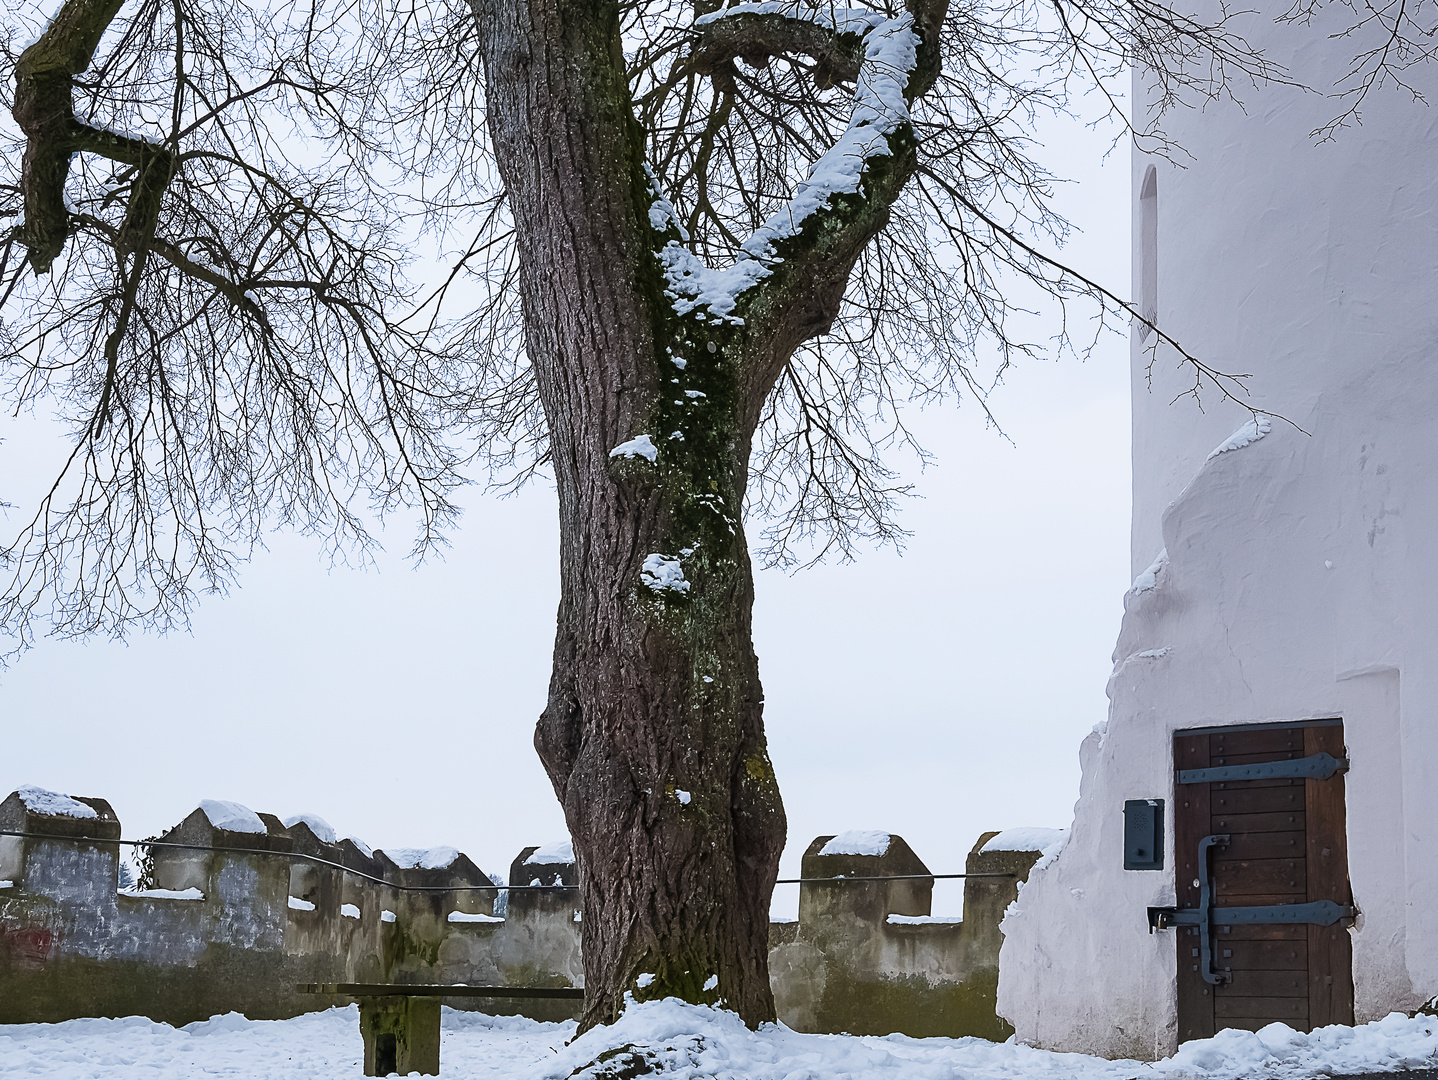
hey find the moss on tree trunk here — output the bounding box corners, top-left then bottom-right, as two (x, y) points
(472, 0), (936, 1032)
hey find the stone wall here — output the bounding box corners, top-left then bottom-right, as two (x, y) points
(0, 790), (578, 1025)
(0, 789), (1047, 1037)
(771, 830), (1046, 1039)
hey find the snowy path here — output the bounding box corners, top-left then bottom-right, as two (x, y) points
(2, 1002), (1437, 1080)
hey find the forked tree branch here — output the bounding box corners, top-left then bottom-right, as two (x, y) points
(672, 0), (949, 420)
(12, 0), (177, 273)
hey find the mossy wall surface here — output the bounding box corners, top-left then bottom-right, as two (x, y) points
(0, 793), (574, 1025)
(767, 832), (1045, 1040)
(1, 791), (1043, 1037)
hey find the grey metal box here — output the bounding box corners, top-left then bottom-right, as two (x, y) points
(1123, 799), (1164, 870)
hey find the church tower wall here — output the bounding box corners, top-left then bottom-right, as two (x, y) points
(996, 7), (1438, 1058)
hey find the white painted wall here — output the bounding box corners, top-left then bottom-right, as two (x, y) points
(996, 5), (1438, 1057)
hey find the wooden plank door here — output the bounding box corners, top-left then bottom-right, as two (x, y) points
(1173, 721), (1354, 1041)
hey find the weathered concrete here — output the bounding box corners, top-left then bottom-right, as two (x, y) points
(360, 995), (441, 1076)
(484, 845), (585, 1021)
(0, 793), (541, 1025)
(769, 831), (1044, 1039)
(1, 790), (1045, 1037)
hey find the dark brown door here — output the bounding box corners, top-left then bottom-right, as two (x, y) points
(1173, 721), (1354, 1041)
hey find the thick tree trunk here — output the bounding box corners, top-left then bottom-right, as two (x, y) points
(473, 0), (787, 1030)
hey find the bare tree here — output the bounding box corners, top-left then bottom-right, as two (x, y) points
(2, 0), (467, 641)
(2, 0), (1413, 1036)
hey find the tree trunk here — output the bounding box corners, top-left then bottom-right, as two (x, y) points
(473, 0), (787, 1030)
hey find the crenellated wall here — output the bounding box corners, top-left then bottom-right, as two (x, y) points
(0, 789), (569, 1025)
(0, 788), (1048, 1036)
(770, 830), (1047, 1039)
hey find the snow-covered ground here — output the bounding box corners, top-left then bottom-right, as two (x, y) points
(2, 1001), (1437, 1079)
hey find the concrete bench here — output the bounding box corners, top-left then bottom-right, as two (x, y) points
(299, 983), (584, 1076)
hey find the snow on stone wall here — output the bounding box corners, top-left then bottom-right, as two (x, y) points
(0, 788), (1049, 1037)
(0, 788), (575, 1026)
(772, 831), (1049, 1040)
(995, 2), (1438, 1058)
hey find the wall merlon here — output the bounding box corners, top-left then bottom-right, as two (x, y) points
(0, 789), (122, 910)
(284, 819), (344, 910)
(490, 844), (582, 1014)
(773, 829), (1048, 1039)
(799, 832), (934, 929)
(0, 790), (121, 842)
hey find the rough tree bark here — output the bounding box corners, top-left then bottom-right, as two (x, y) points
(474, 0), (786, 1028)
(472, 0), (945, 1030)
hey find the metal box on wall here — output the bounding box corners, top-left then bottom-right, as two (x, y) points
(1123, 799), (1164, 870)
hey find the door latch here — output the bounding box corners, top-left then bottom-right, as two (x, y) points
(1149, 833), (1357, 985)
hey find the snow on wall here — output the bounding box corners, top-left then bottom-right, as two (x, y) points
(0, 788), (1043, 1038)
(980, 828), (1065, 855)
(996, 3), (1438, 1057)
(818, 829), (892, 856)
(17, 785), (99, 820)
(198, 799), (266, 834)
(384, 845), (460, 870)
(528, 840), (574, 864)
(281, 813), (337, 844)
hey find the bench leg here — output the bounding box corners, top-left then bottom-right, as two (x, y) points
(359, 996), (442, 1076)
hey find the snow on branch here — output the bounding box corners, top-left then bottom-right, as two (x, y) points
(655, 3), (921, 324)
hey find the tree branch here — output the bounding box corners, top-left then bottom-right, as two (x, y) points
(671, 0), (949, 420)
(686, 11), (865, 89)
(12, 0), (178, 273)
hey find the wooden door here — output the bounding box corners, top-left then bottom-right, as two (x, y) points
(1173, 721), (1354, 1041)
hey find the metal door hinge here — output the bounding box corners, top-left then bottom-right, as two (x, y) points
(1178, 752), (1348, 785)
(1152, 899), (1356, 931)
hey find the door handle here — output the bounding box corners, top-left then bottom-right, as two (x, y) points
(1195, 834), (1229, 985)
(1147, 834), (1230, 985)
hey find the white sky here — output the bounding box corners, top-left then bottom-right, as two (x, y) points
(0, 100), (1133, 920)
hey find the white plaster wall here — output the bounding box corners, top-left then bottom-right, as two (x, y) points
(997, 6), (1438, 1056)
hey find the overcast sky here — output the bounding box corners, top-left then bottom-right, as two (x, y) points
(0, 103), (1132, 919)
